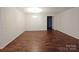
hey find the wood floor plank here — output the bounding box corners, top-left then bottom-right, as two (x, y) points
(0, 30), (79, 52)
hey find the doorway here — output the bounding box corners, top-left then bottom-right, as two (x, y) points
(47, 16), (52, 31)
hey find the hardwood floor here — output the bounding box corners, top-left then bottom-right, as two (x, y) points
(0, 30), (79, 52)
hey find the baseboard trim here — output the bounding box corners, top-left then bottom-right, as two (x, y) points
(25, 29), (47, 31)
(55, 30), (79, 40)
(0, 31), (25, 49)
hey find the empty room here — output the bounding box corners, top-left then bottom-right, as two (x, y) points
(0, 7), (79, 52)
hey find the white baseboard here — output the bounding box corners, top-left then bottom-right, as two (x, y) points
(25, 29), (47, 31)
(0, 31), (24, 49)
(56, 30), (79, 39)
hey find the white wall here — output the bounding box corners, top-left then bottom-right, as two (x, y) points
(54, 8), (79, 39)
(0, 8), (25, 49)
(25, 13), (54, 31)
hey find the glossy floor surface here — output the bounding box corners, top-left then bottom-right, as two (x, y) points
(0, 30), (79, 52)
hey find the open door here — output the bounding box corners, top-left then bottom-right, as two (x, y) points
(47, 16), (52, 31)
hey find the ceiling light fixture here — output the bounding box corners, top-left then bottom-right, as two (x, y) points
(32, 15), (38, 18)
(26, 7), (42, 13)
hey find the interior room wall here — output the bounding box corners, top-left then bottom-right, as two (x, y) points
(0, 8), (25, 49)
(54, 8), (79, 39)
(25, 13), (54, 31)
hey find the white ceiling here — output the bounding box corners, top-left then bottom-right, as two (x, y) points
(17, 7), (73, 14)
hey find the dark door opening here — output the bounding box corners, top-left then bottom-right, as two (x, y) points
(47, 16), (52, 31)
